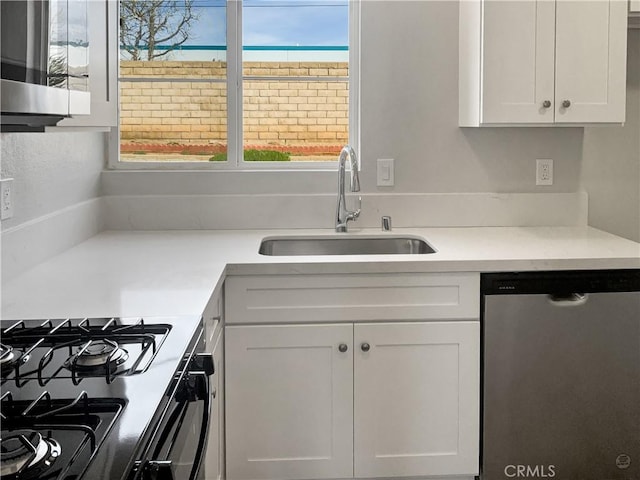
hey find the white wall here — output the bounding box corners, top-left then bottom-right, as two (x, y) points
(104, 1), (586, 198)
(581, 30), (640, 242)
(1, 2), (637, 235)
(359, 1), (584, 194)
(1, 132), (105, 230)
(1, 132), (106, 280)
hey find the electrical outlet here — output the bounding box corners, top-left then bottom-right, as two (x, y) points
(536, 159), (553, 186)
(1, 178), (14, 220)
(377, 158), (394, 186)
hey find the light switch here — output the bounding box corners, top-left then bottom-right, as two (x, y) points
(377, 158), (394, 186)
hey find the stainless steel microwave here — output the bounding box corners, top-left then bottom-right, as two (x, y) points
(1, 0), (90, 131)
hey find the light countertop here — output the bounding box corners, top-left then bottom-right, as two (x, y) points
(2, 226), (639, 320)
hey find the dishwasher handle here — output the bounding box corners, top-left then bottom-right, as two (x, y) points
(547, 293), (588, 307)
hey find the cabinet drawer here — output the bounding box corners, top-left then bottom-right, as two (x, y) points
(225, 273), (479, 324)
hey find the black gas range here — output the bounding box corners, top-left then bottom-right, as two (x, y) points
(0, 315), (212, 480)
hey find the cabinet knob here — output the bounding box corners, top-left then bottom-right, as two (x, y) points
(338, 343), (348, 353)
(562, 100), (571, 108)
(361, 343), (370, 352)
(542, 100), (551, 108)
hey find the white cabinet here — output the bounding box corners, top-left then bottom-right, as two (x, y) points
(225, 324), (354, 480)
(225, 273), (480, 480)
(56, 0), (118, 128)
(225, 273), (479, 323)
(631, 0), (640, 13)
(354, 322), (479, 478)
(225, 322), (479, 480)
(460, 0), (628, 126)
(204, 288), (225, 480)
(204, 327), (224, 480)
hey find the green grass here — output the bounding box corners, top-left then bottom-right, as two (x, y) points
(209, 149), (290, 162)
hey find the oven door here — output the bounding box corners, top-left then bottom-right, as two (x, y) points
(133, 351), (215, 480)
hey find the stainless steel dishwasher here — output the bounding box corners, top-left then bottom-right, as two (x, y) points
(481, 270), (640, 480)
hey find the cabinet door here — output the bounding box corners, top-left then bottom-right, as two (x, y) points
(57, 0), (118, 128)
(354, 322), (479, 478)
(225, 324), (353, 480)
(481, 0), (556, 123)
(555, 0), (627, 123)
(204, 328), (223, 480)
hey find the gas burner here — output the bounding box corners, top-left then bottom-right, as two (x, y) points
(0, 343), (16, 365)
(0, 344), (25, 376)
(65, 340), (129, 371)
(0, 430), (61, 478)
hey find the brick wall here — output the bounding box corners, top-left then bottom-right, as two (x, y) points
(120, 61), (348, 147)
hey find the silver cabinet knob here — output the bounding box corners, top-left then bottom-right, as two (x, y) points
(338, 343), (348, 353)
(361, 343), (370, 352)
(542, 100), (551, 108)
(562, 100), (571, 108)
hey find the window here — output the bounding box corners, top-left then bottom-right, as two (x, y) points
(117, 0), (359, 168)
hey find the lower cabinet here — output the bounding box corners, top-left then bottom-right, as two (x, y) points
(353, 322), (479, 478)
(203, 291), (225, 480)
(225, 321), (479, 480)
(225, 324), (354, 480)
(204, 327), (224, 480)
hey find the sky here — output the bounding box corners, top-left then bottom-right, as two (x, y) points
(186, 0), (349, 47)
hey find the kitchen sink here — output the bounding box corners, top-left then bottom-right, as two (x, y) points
(259, 235), (436, 256)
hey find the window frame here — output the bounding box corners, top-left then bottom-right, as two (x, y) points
(109, 0), (360, 171)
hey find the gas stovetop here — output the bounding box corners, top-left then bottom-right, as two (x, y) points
(0, 317), (171, 385)
(1, 391), (123, 479)
(0, 316), (203, 480)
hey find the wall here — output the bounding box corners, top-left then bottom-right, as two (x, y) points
(1, 132), (105, 230)
(1, 3), (637, 250)
(107, 1), (586, 197)
(120, 61), (348, 148)
(359, 1), (584, 194)
(1, 132), (106, 279)
(581, 30), (640, 242)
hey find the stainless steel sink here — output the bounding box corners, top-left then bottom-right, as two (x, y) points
(259, 235), (436, 256)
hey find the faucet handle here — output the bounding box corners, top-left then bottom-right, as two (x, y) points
(353, 196), (361, 218)
(346, 196), (361, 222)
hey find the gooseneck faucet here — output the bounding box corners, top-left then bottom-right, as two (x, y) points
(335, 145), (361, 232)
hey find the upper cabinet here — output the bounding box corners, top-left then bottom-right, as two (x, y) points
(459, 0), (628, 126)
(57, 0), (118, 128)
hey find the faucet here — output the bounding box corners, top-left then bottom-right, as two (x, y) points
(335, 145), (361, 232)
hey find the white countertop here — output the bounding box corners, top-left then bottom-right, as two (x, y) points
(2, 226), (639, 320)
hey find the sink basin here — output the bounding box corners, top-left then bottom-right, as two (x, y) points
(259, 235), (436, 256)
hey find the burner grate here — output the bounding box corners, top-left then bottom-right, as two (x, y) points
(0, 429), (62, 478)
(1, 318), (170, 386)
(1, 391), (124, 480)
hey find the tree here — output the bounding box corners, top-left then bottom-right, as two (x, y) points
(120, 0), (198, 61)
